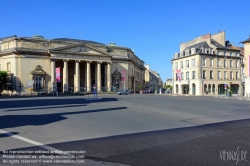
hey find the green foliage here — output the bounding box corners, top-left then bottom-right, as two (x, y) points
(138, 85), (143, 90)
(165, 84), (173, 90)
(155, 86), (158, 91)
(0, 71), (8, 94)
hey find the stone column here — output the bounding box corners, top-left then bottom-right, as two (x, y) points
(63, 59), (68, 92)
(74, 60), (80, 92)
(97, 61), (101, 92)
(86, 61), (91, 92)
(107, 62), (111, 92)
(50, 59), (56, 92)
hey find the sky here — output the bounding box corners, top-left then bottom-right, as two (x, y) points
(0, 0), (250, 82)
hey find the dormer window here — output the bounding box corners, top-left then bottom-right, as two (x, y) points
(210, 48), (213, 54)
(185, 50), (189, 56)
(191, 48), (196, 54)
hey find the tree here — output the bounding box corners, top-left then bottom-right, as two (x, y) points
(138, 85), (143, 90)
(165, 84), (173, 90)
(0, 71), (8, 95)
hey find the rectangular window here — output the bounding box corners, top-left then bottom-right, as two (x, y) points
(218, 71), (221, 79)
(180, 61), (183, 68)
(217, 51), (220, 55)
(203, 70), (206, 79)
(224, 71), (227, 79)
(192, 71), (195, 79)
(186, 72), (189, 80)
(217, 59), (220, 67)
(35, 77), (42, 89)
(202, 58), (206, 66)
(224, 60), (227, 67)
(192, 58), (195, 66)
(224, 51), (227, 56)
(181, 72), (183, 80)
(210, 58), (213, 67)
(236, 60), (239, 68)
(191, 48), (195, 54)
(176, 73), (178, 81)
(186, 60), (189, 67)
(230, 52), (232, 56)
(7, 62), (11, 71)
(230, 71), (233, 79)
(210, 71), (213, 79)
(175, 62), (178, 69)
(230, 60), (233, 68)
(236, 72), (238, 79)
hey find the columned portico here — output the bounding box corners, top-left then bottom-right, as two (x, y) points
(74, 60), (80, 92)
(86, 61), (91, 92)
(107, 62), (111, 92)
(63, 59), (68, 92)
(50, 59), (56, 91)
(97, 61), (101, 92)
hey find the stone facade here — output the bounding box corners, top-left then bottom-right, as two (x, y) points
(172, 31), (241, 96)
(242, 36), (250, 97)
(144, 65), (161, 91)
(0, 35), (145, 94)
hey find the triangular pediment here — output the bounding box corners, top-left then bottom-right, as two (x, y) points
(49, 43), (111, 56)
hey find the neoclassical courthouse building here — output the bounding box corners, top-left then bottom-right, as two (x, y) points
(172, 31), (242, 96)
(0, 35), (146, 94)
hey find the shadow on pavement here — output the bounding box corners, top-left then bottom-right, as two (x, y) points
(0, 98), (118, 110)
(4, 104), (87, 112)
(0, 132), (19, 138)
(0, 107), (127, 129)
(3, 118), (250, 166)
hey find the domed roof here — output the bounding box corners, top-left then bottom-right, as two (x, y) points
(108, 43), (117, 46)
(32, 35), (45, 39)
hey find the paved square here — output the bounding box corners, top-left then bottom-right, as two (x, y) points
(0, 94), (250, 166)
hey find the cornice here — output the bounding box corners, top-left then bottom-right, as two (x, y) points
(49, 50), (111, 58)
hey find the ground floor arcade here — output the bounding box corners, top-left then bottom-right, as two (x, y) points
(173, 80), (241, 96)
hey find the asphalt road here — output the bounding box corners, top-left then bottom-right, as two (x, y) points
(0, 94), (250, 166)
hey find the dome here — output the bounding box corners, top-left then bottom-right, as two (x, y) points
(108, 43), (117, 46)
(32, 35), (45, 39)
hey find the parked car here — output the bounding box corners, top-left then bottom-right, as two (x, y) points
(117, 90), (129, 95)
(125, 90), (130, 94)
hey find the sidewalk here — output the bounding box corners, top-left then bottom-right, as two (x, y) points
(158, 93), (250, 101)
(213, 95), (250, 101)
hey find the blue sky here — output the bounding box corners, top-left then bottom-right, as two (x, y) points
(1, 0), (249, 82)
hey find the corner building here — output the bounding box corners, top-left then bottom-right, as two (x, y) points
(172, 31), (241, 96)
(0, 35), (145, 94)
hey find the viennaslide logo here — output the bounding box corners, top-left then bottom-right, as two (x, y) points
(220, 146), (248, 165)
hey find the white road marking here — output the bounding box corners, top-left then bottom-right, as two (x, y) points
(0, 129), (62, 153)
(0, 129), (130, 165)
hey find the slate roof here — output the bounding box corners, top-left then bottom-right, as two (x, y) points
(211, 39), (226, 49)
(184, 41), (211, 52)
(52, 38), (105, 45)
(241, 38), (250, 43)
(0, 35), (17, 41)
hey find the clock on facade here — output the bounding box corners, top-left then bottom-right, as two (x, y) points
(80, 47), (86, 52)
